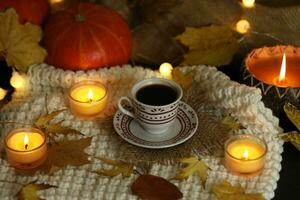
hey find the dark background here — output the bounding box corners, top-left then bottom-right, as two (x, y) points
(1, 55), (300, 199)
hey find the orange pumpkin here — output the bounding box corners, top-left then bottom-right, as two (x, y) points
(0, 0), (49, 25)
(43, 3), (132, 70)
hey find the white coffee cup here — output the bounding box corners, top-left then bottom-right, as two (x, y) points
(118, 78), (183, 134)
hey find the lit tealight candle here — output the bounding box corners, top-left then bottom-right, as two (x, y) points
(68, 80), (108, 119)
(10, 72), (28, 90)
(224, 134), (267, 176)
(159, 62), (173, 79)
(4, 128), (47, 169)
(242, 0), (255, 8)
(236, 19), (250, 34)
(0, 88), (7, 100)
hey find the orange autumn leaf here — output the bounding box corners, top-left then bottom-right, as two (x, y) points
(131, 174), (183, 200)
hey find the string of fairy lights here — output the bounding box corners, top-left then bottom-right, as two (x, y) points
(0, 0), (256, 101)
(236, 0), (254, 34)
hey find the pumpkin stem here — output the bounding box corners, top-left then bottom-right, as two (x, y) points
(74, 14), (86, 22)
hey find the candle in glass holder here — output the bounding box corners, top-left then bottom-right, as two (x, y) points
(224, 134), (267, 176)
(4, 128), (47, 170)
(68, 80), (107, 119)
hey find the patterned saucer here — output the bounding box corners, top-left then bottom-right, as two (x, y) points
(113, 101), (198, 149)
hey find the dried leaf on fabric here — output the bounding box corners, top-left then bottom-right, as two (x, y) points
(172, 68), (193, 90)
(173, 156), (209, 188)
(17, 182), (55, 200)
(44, 121), (82, 137)
(279, 131), (300, 151)
(40, 137), (92, 174)
(34, 110), (65, 128)
(212, 181), (265, 200)
(284, 102), (300, 131)
(34, 109), (82, 139)
(176, 26), (239, 66)
(0, 9), (46, 72)
(94, 157), (134, 177)
(131, 174), (183, 200)
(221, 116), (243, 130)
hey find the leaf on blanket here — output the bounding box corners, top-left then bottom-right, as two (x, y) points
(131, 174), (183, 200)
(94, 157), (134, 177)
(284, 102), (300, 131)
(44, 121), (82, 137)
(176, 26), (238, 66)
(34, 110), (65, 128)
(172, 68), (193, 90)
(40, 137), (92, 174)
(212, 180), (265, 200)
(0, 9), (47, 72)
(279, 131), (300, 151)
(34, 109), (82, 140)
(17, 182), (55, 200)
(221, 116), (243, 130)
(173, 156), (209, 188)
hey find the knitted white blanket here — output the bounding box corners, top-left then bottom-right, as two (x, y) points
(0, 64), (283, 200)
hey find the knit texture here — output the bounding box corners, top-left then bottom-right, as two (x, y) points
(0, 64), (283, 200)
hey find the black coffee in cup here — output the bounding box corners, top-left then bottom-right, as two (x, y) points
(136, 84), (178, 106)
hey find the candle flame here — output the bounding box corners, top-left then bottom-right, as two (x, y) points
(278, 53), (286, 82)
(24, 134), (29, 149)
(242, 149), (249, 160)
(87, 89), (94, 101)
(242, 0), (255, 8)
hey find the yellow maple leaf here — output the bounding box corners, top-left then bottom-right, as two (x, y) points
(279, 131), (300, 150)
(34, 109), (82, 140)
(212, 181), (265, 200)
(176, 26), (238, 66)
(284, 102), (300, 132)
(0, 9), (47, 72)
(17, 182), (55, 200)
(172, 68), (193, 89)
(44, 121), (82, 136)
(94, 157), (134, 178)
(174, 156), (209, 188)
(34, 110), (66, 128)
(221, 116), (243, 130)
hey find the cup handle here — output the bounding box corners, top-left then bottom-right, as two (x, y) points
(118, 97), (135, 118)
